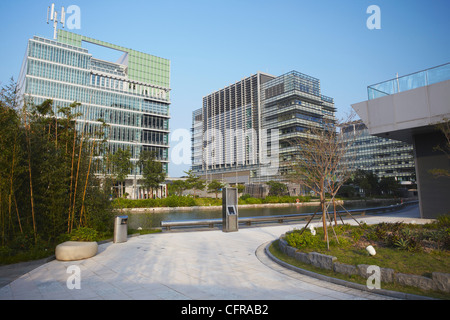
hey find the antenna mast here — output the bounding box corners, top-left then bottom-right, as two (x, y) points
(47, 3), (65, 40)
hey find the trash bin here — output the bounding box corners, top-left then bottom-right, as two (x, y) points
(222, 188), (238, 232)
(114, 215), (128, 243)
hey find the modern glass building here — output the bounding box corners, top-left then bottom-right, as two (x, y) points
(191, 70), (335, 188)
(341, 120), (415, 184)
(18, 30), (171, 198)
(261, 71), (335, 181)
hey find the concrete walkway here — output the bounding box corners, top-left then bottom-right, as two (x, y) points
(0, 204), (432, 300)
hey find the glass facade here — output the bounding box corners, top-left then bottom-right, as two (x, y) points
(191, 71), (336, 184)
(341, 121), (415, 183)
(57, 30), (170, 89)
(261, 71), (336, 181)
(191, 73), (270, 183)
(18, 32), (171, 194)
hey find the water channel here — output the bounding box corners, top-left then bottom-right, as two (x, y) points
(123, 199), (403, 229)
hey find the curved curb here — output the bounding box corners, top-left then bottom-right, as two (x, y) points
(258, 240), (436, 300)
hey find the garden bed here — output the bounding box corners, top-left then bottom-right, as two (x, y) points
(277, 217), (450, 297)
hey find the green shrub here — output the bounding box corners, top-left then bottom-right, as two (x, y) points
(240, 194), (252, 201)
(193, 197), (221, 206)
(285, 229), (321, 249)
(350, 226), (365, 242)
(366, 222), (425, 252)
(162, 195), (196, 207)
(8, 232), (38, 251)
(243, 197), (263, 204)
(69, 227), (98, 242)
(263, 196), (282, 203)
(436, 214), (450, 229)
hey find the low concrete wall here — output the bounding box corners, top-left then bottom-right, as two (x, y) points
(278, 236), (450, 294)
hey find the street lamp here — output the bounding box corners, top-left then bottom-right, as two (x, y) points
(132, 139), (139, 200)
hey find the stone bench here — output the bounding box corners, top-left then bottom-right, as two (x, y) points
(55, 241), (98, 261)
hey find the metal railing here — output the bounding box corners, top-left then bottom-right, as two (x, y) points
(160, 201), (418, 230)
(367, 62), (450, 100)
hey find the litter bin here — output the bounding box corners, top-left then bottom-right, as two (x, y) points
(114, 215), (128, 243)
(222, 188), (238, 232)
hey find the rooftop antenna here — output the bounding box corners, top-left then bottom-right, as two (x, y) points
(61, 7), (66, 28)
(47, 3), (65, 40)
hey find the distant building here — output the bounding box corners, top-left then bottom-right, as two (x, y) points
(191, 70), (335, 189)
(18, 30), (171, 198)
(341, 120), (415, 184)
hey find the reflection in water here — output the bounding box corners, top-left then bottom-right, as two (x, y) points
(124, 199), (401, 229)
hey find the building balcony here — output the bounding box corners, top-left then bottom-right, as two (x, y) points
(368, 62), (450, 100)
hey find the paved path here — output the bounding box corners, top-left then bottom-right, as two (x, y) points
(0, 204), (432, 300)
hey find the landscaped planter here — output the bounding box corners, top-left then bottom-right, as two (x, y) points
(278, 235), (450, 294)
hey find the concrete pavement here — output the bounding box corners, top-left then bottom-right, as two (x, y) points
(0, 204), (433, 300)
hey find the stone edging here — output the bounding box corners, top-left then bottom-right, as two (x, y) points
(267, 237), (447, 300)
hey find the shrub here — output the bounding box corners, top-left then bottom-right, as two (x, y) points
(436, 214), (450, 229)
(162, 195), (196, 207)
(350, 226), (365, 242)
(69, 227), (98, 242)
(9, 232), (37, 251)
(366, 222), (425, 252)
(285, 229), (321, 249)
(240, 194), (252, 201)
(243, 197), (263, 204)
(262, 196), (280, 203)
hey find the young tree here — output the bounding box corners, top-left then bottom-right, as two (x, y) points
(207, 180), (225, 199)
(1, 79), (112, 247)
(0, 81), (24, 244)
(353, 170), (379, 197)
(286, 114), (358, 245)
(236, 184), (245, 194)
(430, 119), (450, 178)
(168, 179), (187, 196)
(184, 169), (205, 197)
(110, 148), (132, 198)
(378, 177), (401, 196)
(139, 150), (166, 198)
(266, 180), (288, 196)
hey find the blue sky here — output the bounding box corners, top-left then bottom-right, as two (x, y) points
(1, 0), (449, 177)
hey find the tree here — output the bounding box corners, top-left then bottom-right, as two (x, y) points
(110, 148), (132, 198)
(353, 170), (379, 197)
(266, 180), (288, 196)
(236, 184), (245, 194)
(0, 80), (24, 244)
(168, 180), (187, 196)
(139, 150), (166, 198)
(286, 114), (358, 246)
(207, 180), (225, 199)
(378, 177), (401, 196)
(184, 169), (205, 197)
(429, 119), (450, 178)
(0, 79), (112, 249)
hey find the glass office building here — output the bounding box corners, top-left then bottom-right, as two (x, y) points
(191, 70), (335, 186)
(261, 71), (335, 181)
(341, 120), (415, 184)
(18, 30), (171, 198)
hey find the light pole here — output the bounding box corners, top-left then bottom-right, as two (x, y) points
(133, 139), (139, 200)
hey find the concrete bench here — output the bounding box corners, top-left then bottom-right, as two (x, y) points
(55, 241), (98, 261)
